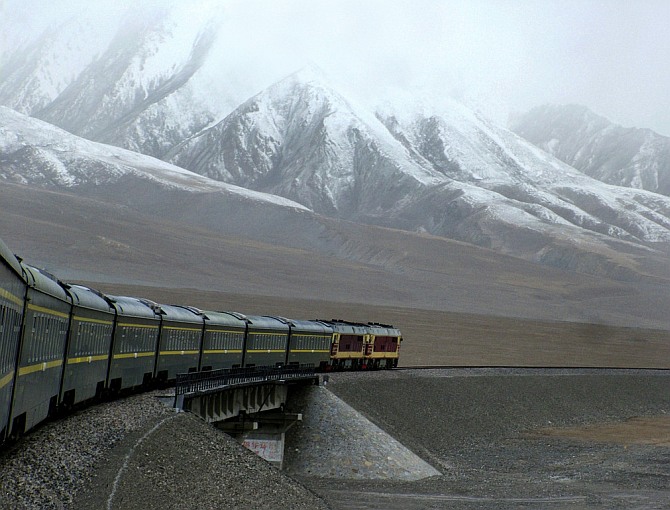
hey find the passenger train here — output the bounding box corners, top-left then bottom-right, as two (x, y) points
(0, 236), (402, 442)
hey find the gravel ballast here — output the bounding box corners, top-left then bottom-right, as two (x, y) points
(0, 391), (328, 510)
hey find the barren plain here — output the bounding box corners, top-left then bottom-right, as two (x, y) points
(2, 183), (669, 508)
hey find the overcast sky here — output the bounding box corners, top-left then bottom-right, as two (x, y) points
(3, 0), (670, 135)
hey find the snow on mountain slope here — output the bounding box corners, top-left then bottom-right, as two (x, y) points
(376, 98), (670, 246)
(2, 5), (670, 281)
(0, 16), (114, 116)
(165, 70), (670, 271)
(0, 3), (257, 162)
(168, 69), (443, 217)
(510, 104), (670, 197)
(0, 106), (308, 210)
(20, 3), (224, 160)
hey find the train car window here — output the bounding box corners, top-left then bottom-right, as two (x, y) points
(119, 325), (155, 353)
(0, 306), (10, 372)
(30, 315), (39, 363)
(0, 305), (11, 373)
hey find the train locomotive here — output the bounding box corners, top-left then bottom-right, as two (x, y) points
(0, 235), (402, 442)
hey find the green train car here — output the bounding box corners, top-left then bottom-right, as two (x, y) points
(200, 310), (248, 370)
(10, 265), (71, 436)
(0, 239), (26, 440)
(155, 304), (204, 382)
(243, 316), (290, 367)
(60, 284), (115, 407)
(106, 296), (160, 392)
(286, 318), (332, 369)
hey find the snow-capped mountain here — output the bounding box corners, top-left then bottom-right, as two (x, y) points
(0, 17), (114, 116)
(0, 3), (228, 160)
(165, 73), (670, 277)
(510, 104), (670, 197)
(376, 98), (670, 247)
(2, 6), (670, 283)
(0, 106), (307, 211)
(167, 68), (442, 218)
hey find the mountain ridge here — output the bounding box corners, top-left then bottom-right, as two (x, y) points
(1, 8), (670, 287)
(510, 104), (670, 197)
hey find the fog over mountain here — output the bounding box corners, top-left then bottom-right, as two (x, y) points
(2, 3), (670, 288)
(0, 5), (229, 159)
(510, 105), (670, 198)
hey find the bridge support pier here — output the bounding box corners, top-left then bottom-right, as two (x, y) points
(174, 369), (318, 468)
(218, 411), (303, 469)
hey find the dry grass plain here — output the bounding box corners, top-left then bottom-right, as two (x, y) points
(84, 285), (670, 369)
(533, 416), (670, 447)
(3, 182), (670, 369)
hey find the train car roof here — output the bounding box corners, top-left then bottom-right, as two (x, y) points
(245, 315), (290, 332)
(106, 295), (161, 319)
(286, 319), (334, 335)
(317, 319), (368, 335)
(22, 264), (71, 302)
(366, 323), (402, 336)
(159, 304), (205, 324)
(202, 310), (249, 328)
(0, 237), (24, 278)
(65, 284), (115, 313)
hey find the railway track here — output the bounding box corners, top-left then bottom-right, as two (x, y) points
(396, 365), (670, 371)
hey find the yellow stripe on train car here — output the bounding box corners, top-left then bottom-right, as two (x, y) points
(0, 370), (15, 389)
(113, 352), (156, 360)
(67, 354), (110, 365)
(290, 349), (330, 353)
(27, 304), (70, 319)
(202, 349), (243, 354)
(158, 350), (200, 356)
(246, 349), (287, 353)
(73, 316), (114, 326)
(0, 288), (24, 307)
(117, 323), (159, 329)
(18, 359), (63, 376)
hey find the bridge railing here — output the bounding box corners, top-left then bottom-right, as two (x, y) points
(175, 364), (316, 397)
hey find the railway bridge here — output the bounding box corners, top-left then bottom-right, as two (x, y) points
(173, 365), (319, 467)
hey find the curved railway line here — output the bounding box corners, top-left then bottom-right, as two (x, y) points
(2, 231), (669, 509)
(397, 365), (670, 371)
(0, 235), (401, 445)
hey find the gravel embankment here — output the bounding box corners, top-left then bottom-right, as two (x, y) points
(1, 368), (668, 510)
(284, 385), (440, 480)
(0, 391), (328, 510)
(301, 368), (670, 510)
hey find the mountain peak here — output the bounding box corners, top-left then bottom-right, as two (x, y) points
(287, 63), (331, 84)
